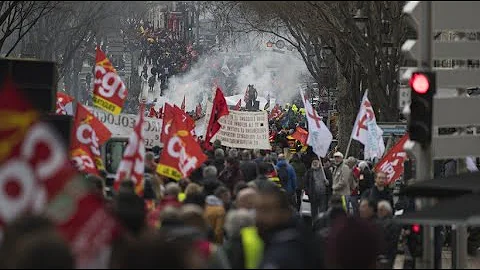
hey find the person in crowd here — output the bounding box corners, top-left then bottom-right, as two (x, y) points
(254, 149), (267, 164)
(275, 154), (297, 207)
(232, 181), (248, 202)
(0, 215), (59, 268)
(185, 182), (203, 198)
(361, 171), (394, 208)
(178, 178), (190, 202)
(219, 157), (245, 194)
(326, 216), (383, 269)
(215, 185), (232, 212)
(305, 156), (330, 218)
(113, 191), (147, 237)
(358, 160), (375, 196)
(359, 198), (378, 223)
(322, 158), (334, 205)
(255, 183), (320, 268)
(180, 204), (210, 237)
(148, 182), (183, 228)
(252, 162), (276, 189)
(240, 150), (258, 182)
(312, 195), (347, 236)
(290, 153), (307, 211)
(377, 200), (402, 269)
(235, 187), (258, 210)
(122, 229), (209, 269)
(205, 186), (228, 244)
(212, 209), (262, 269)
(228, 148), (239, 159)
(331, 152), (353, 213)
(202, 165), (222, 189)
(345, 156), (360, 215)
(213, 148), (226, 175)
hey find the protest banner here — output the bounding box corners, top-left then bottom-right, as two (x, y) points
(86, 106), (162, 148)
(205, 104), (270, 150)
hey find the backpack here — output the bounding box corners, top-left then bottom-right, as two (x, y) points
(277, 164), (290, 190)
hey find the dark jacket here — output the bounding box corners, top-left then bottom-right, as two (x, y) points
(358, 168), (374, 195)
(219, 167), (245, 194)
(362, 186), (394, 208)
(259, 217), (323, 269)
(290, 160), (307, 190)
(240, 160), (258, 182)
(304, 169), (328, 201)
(214, 158), (225, 175)
(378, 216), (402, 268)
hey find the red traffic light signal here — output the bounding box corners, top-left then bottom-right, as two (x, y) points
(412, 224), (421, 234)
(410, 73), (430, 94)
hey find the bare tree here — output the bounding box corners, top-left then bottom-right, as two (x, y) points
(0, 1), (55, 54)
(210, 1), (409, 154)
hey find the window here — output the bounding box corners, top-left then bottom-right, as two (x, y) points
(105, 138), (128, 174)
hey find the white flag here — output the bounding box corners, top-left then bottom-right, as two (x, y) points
(300, 89), (332, 157)
(351, 90), (385, 159)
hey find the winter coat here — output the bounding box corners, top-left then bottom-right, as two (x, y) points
(361, 186), (394, 208)
(219, 167), (245, 194)
(275, 160), (297, 194)
(332, 163), (352, 196)
(205, 195), (226, 244)
(290, 160), (307, 190)
(304, 168), (328, 202)
(240, 160), (258, 182)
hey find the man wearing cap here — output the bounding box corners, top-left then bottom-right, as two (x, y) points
(332, 152), (352, 198)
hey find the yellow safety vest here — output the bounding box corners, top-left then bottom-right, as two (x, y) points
(178, 192), (186, 202)
(241, 227), (264, 269)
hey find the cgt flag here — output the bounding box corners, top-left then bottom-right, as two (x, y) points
(157, 112), (207, 180)
(374, 134), (409, 185)
(70, 104), (112, 176)
(92, 46), (128, 115)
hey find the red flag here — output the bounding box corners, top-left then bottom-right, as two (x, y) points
(204, 88), (229, 149)
(195, 103), (202, 118)
(0, 78), (75, 227)
(92, 46), (128, 115)
(56, 92), (74, 115)
(291, 126), (308, 145)
(269, 104), (281, 120)
(113, 103), (146, 195)
(157, 113), (207, 180)
(181, 95), (186, 111)
(0, 79), (120, 267)
(161, 103), (175, 145)
(234, 99), (241, 111)
(148, 106), (161, 118)
(71, 104), (112, 175)
(374, 134), (410, 185)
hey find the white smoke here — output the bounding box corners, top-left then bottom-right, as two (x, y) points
(162, 47), (310, 111)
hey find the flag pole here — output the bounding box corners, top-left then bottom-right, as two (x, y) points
(345, 135), (353, 159)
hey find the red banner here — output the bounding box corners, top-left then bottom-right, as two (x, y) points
(269, 104), (281, 120)
(71, 104), (112, 175)
(56, 92), (74, 115)
(92, 46), (128, 115)
(157, 113), (207, 181)
(291, 126), (308, 145)
(114, 104), (146, 195)
(374, 134), (410, 185)
(161, 103), (175, 145)
(148, 106), (162, 119)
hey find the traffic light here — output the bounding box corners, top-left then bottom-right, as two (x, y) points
(406, 223), (423, 258)
(408, 71), (436, 146)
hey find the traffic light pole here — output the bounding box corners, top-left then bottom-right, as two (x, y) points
(416, 1), (435, 269)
